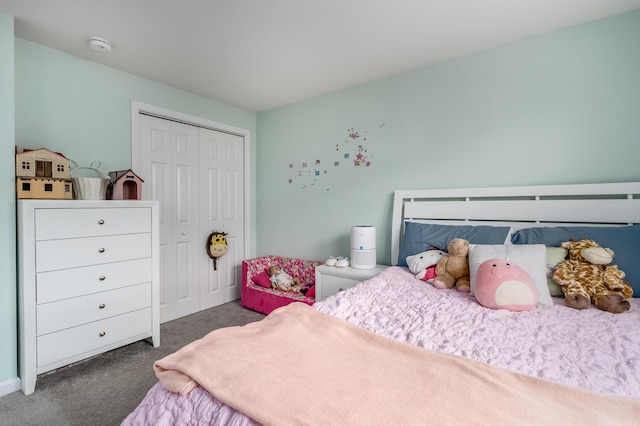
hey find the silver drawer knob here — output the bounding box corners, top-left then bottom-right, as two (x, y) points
(98, 220), (105, 225)
(99, 303), (106, 309)
(98, 248), (105, 253)
(99, 331), (106, 337)
(99, 276), (106, 281)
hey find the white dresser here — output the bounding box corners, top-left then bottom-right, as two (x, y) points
(17, 200), (160, 395)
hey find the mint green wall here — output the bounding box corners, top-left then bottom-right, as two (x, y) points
(256, 10), (640, 264)
(0, 12), (17, 389)
(1, 36), (256, 392)
(15, 38), (256, 173)
(3, 7), (639, 392)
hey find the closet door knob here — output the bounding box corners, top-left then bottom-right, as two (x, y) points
(98, 219), (105, 225)
(98, 248), (105, 253)
(99, 276), (106, 281)
(99, 331), (106, 337)
(99, 303), (106, 309)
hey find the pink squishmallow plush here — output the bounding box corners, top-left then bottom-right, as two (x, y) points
(474, 258), (538, 311)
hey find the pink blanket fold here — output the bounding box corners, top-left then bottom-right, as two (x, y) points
(154, 302), (640, 426)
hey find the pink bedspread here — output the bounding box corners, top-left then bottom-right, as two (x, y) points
(316, 267), (640, 398)
(154, 302), (640, 425)
(123, 266), (640, 425)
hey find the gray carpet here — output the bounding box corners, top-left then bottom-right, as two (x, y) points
(0, 300), (265, 426)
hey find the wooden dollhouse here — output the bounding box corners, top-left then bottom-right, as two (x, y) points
(107, 169), (144, 200)
(15, 147), (73, 200)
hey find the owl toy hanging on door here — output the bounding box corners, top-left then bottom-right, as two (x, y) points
(206, 231), (228, 270)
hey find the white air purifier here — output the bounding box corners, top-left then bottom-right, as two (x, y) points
(350, 226), (376, 269)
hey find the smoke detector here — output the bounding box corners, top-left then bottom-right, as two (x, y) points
(88, 36), (112, 52)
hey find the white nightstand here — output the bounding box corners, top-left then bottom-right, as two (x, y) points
(315, 264), (388, 301)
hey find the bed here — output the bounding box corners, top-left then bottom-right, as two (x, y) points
(122, 182), (640, 425)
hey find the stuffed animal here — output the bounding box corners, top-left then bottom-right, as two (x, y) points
(552, 239), (633, 313)
(406, 249), (447, 283)
(206, 230), (228, 270)
(433, 238), (471, 292)
(474, 258), (537, 311)
(268, 265), (303, 293)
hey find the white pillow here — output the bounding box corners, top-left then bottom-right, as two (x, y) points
(468, 244), (553, 306)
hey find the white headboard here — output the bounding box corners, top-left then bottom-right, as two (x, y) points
(391, 182), (640, 265)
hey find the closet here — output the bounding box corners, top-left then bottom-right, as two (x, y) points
(135, 113), (246, 323)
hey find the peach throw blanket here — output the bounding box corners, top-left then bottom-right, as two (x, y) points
(154, 303), (640, 426)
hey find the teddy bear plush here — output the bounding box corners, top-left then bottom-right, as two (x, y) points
(433, 238), (471, 292)
(552, 239), (633, 313)
(406, 249), (447, 283)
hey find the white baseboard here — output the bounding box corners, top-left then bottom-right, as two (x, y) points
(0, 377), (21, 397)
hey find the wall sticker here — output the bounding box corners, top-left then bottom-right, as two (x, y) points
(287, 123), (386, 190)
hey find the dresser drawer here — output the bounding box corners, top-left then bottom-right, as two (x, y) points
(35, 207), (151, 240)
(319, 275), (360, 299)
(37, 308), (152, 368)
(37, 258), (152, 304)
(315, 265), (387, 301)
(35, 233), (151, 272)
(37, 283), (151, 335)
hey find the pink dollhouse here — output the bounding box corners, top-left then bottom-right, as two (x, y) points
(107, 169), (144, 200)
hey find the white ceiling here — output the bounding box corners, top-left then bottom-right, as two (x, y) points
(1, 0), (639, 112)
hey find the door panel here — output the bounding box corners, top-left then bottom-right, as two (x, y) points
(138, 115), (199, 322)
(137, 114), (244, 322)
(199, 128), (244, 309)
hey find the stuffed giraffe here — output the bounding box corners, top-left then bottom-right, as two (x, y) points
(552, 239), (633, 313)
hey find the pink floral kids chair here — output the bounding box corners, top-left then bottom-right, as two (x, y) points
(241, 256), (321, 315)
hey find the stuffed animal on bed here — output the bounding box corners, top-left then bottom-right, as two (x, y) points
(268, 266), (303, 293)
(474, 258), (537, 311)
(552, 239), (633, 313)
(406, 249), (447, 284)
(433, 238), (471, 292)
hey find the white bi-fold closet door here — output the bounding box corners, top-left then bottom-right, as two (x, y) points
(136, 113), (245, 323)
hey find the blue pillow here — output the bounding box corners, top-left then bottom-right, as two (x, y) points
(397, 222), (511, 267)
(511, 226), (640, 297)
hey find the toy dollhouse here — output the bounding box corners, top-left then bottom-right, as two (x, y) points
(107, 169), (144, 200)
(15, 147), (73, 200)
